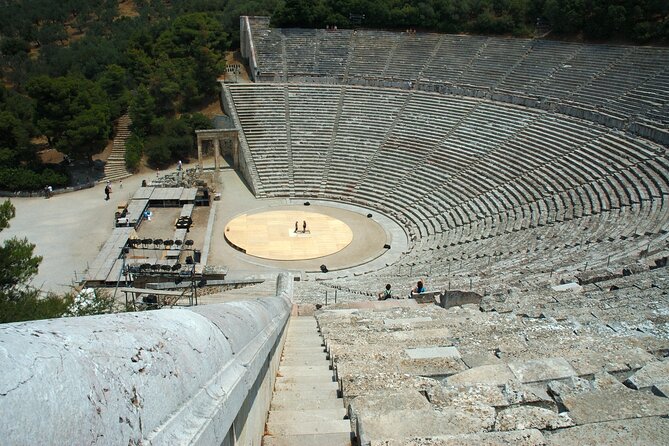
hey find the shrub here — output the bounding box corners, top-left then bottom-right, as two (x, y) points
(145, 137), (172, 168)
(125, 134), (144, 172)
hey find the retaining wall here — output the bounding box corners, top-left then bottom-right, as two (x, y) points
(0, 273), (293, 445)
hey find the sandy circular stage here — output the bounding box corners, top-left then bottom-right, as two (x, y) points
(225, 210), (354, 260)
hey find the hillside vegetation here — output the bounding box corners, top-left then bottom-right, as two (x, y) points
(0, 0), (666, 190)
(0, 0), (275, 189)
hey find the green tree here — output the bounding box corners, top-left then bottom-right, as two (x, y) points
(0, 199), (67, 323)
(129, 84), (156, 136)
(26, 75), (112, 163)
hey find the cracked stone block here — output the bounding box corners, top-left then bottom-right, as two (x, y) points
(460, 352), (501, 368)
(357, 406), (496, 445)
(495, 406), (574, 431)
(369, 429), (546, 445)
(544, 417), (669, 445)
(348, 389), (431, 430)
(404, 346), (461, 360)
(652, 383), (669, 398)
(508, 358), (576, 384)
(430, 384), (508, 408)
(562, 388), (669, 424)
(447, 364), (516, 387)
(384, 317), (433, 327)
(624, 359), (669, 390)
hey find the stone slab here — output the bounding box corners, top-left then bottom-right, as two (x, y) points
(322, 309), (359, 315)
(274, 381), (339, 392)
(267, 408), (347, 425)
(447, 364), (516, 387)
(279, 365), (332, 376)
(508, 357), (576, 383)
(266, 419), (351, 436)
(271, 395), (344, 411)
(653, 383), (669, 398)
(545, 416), (669, 445)
(405, 346), (461, 360)
(276, 375), (335, 385)
(263, 432), (352, 446)
(357, 407), (495, 444)
(563, 389), (669, 424)
(460, 352), (501, 368)
(272, 389), (339, 402)
(371, 429), (546, 445)
(625, 359), (669, 390)
(348, 389), (431, 427)
(383, 317), (433, 326)
(551, 283), (583, 292)
(495, 406), (573, 431)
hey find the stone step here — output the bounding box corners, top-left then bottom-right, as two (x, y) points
(270, 394), (343, 410)
(267, 408), (347, 425)
(287, 328), (319, 333)
(262, 432), (352, 446)
(284, 338), (324, 347)
(275, 375), (335, 385)
(266, 420), (351, 437)
(281, 352), (329, 361)
(278, 365), (332, 376)
(282, 346), (326, 353)
(274, 381), (339, 392)
(280, 359), (329, 368)
(272, 389), (339, 401)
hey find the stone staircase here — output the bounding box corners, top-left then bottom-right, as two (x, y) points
(263, 316), (353, 446)
(103, 113), (133, 182)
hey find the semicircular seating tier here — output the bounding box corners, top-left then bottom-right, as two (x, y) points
(245, 17), (669, 131)
(225, 83), (669, 288)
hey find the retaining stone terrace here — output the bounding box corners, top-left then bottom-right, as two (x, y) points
(246, 17), (669, 127)
(312, 266), (669, 445)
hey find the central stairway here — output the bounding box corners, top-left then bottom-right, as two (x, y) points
(103, 113), (133, 183)
(263, 316), (353, 445)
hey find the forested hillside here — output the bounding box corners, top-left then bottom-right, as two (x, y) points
(0, 0), (666, 190)
(0, 0), (278, 190)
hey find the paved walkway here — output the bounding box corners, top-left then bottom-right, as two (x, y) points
(1, 158), (405, 294)
(0, 166), (181, 293)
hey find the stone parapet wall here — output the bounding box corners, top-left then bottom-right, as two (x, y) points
(220, 84), (259, 196)
(0, 273), (292, 445)
(239, 16), (259, 82)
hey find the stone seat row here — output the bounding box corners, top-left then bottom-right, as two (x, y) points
(247, 17), (669, 125)
(228, 83), (668, 250)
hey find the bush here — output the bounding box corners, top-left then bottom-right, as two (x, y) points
(0, 167), (67, 191)
(145, 137), (172, 168)
(39, 168), (68, 188)
(125, 134), (144, 172)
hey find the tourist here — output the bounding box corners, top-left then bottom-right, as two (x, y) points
(409, 280), (426, 297)
(302, 220), (307, 233)
(378, 284), (392, 300)
(177, 160), (182, 171)
(105, 182), (111, 201)
(294, 221), (298, 233)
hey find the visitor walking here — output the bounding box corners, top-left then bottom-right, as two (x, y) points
(294, 221), (298, 233)
(302, 220), (307, 233)
(104, 182), (111, 201)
